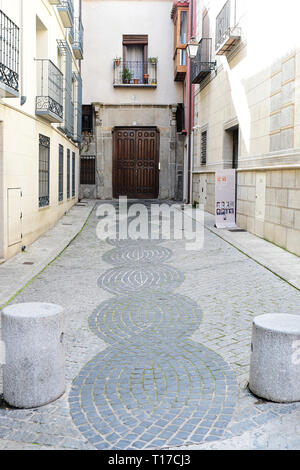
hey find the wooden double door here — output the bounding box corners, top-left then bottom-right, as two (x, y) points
(113, 128), (159, 199)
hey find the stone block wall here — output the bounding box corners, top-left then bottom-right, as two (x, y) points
(192, 168), (300, 257)
(237, 168), (300, 256)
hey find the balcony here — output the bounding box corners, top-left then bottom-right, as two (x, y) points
(0, 10), (19, 97)
(49, 0), (61, 4)
(215, 0), (241, 55)
(72, 17), (83, 60)
(36, 59), (63, 123)
(191, 38), (216, 84)
(113, 60), (157, 87)
(57, 0), (74, 28)
(57, 40), (74, 137)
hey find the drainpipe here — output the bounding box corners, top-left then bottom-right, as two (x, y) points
(187, 0), (194, 204)
(19, 0), (26, 106)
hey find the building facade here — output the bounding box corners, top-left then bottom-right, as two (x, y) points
(80, 0), (190, 201)
(0, 0), (83, 261)
(191, 0), (300, 256)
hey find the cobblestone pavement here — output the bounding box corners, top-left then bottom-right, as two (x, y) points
(0, 201), (300, 450)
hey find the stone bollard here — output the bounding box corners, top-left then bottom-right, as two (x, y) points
(2, 303), (65, 409)
(249, 314), (300, 403)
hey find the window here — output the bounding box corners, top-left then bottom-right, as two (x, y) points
(201, 131), (207, 165)
(123, 35), (148, 84)
(179, 10), (187, 44)
(67, 149), (70, 199)
(58, 144), (64, 202)
(82, 105), (93, 133)
(176, 103), (185, 133)
(39, 134), (50, 207)
(72, 152), (76, 197)
(80, 156), (96, 185)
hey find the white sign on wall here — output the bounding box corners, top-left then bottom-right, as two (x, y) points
(215, 169), (236, 229)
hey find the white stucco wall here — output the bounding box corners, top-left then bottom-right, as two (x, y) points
(82, 0), (183, 105)
(0, 0), (81, 260)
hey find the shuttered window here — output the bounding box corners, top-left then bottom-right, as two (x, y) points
(72, 152), (76, 197)
(67, 149), (70, 199)
(58, 144), (64, 202)
(201, 131), (207, 165)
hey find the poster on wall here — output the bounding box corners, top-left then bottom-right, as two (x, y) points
(215, 169), (237, 229)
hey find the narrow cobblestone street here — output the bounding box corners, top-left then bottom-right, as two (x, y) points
(1, 202), (300, 450)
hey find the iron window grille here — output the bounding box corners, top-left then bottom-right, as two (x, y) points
(39, 134), (50, 208)
(0, 10), (19, 96)
(72, 152), (75, 197)
(201, 131), (207, 165)
(80, 156), (96, 185)
(59, 144), (64, 202)
(36, 59), (63, 122)
(58, 40), (74, 138)
(113, 60), (158, 86)
(67, 149), (70, 199)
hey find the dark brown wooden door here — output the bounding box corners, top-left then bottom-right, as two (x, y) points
(113, 128), (159, 198)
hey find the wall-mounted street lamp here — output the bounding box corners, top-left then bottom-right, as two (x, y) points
(186, 36), (199, 59)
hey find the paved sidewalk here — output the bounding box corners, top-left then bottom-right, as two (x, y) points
(0, 200), (299, 450)
(0, 200), (95, 309)
(203, 211), (300, 291)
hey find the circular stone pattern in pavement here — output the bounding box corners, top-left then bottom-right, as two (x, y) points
(106, 237), (162, 248)
(89, 291), (202, 345)
(102, 245), (173, 266)
(98, 264), (184, 295)
(69, 341), (237, 450)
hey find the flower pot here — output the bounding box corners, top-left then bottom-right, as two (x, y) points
(134, 78), (139, 84)
(143, 74), (149, 84)
(115, 59), (121, 67)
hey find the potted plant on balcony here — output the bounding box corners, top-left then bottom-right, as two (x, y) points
(133, 78), (140, 84)
(143, 73), (149, 84)
(114, 57), (121, 67)
(122, 67), (133, 84)
(148, 57), (158, 64)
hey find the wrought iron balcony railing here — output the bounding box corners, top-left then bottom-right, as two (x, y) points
(113, 60), (158, 87)
(57, 0), (74, 28)
(191, 38), (216, 84)
(215, 0), (241, 55)
(72, 17), (83, 60)
(0, 10), (19, 97)
(36, 59), (63, 123)
(57, 40), (74, 138)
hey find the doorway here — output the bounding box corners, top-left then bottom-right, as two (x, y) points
(113, 127), (159, 199)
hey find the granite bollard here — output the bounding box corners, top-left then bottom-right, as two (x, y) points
(2, 302), (65, 408)
(249, 314), (300, 403)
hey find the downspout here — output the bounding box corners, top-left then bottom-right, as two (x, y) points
(19, 0), (26, 106)
(187, 0), (194, 204)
